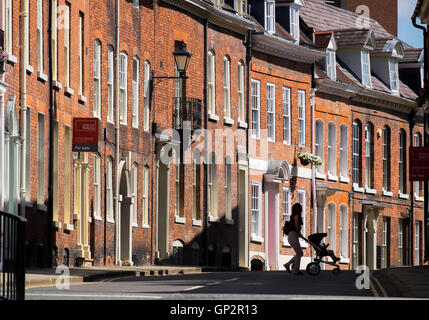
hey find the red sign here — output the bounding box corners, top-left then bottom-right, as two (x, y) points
(409, 147), (429, 181)
(72, 118), (99, 152)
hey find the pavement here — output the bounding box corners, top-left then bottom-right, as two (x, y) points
(23, 265), (207, 289)
(374, 265), (429, 298)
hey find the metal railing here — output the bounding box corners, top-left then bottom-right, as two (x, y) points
(0, 211), (26, 300)
(173, 97), (202, 131)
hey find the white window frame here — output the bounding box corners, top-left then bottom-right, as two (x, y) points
(265, 0), (275, 34)
(142, 166), (149, 227)
(327, 202), (336, 253)
(251, 182), (262, 240)
(315, 119), (324, 175)
(208, 50), (216, 115)
(328, 122), (337, 178)
(37, 113), (45, 205)
(290, 6), (299, 42)
(361, 50), (371, 88)
(52, 0), (58, 81)
(340, 125), (348, 180)
(340, 204), (348, 258)
(251, 79), (261, 139)
(144, 61), (151, 132)
(175, 161), (181, 218)
(414, 133), (422, 198)
(415, 221), (421, 266)
(93, 154), (101, 220)
(107, 46), (114, 123)
(120, 52), (128, 125)
(78, 13), (84, 95)
(282, 188), (291, 240)
(297, 190), (306, 238)
(37, 0), (44, 73)
(64, 3), (71, 88)
(132, 56), (140, 128)
(352, 121), (361, 187)
(327, 50), (336, 81)
(208, 153), (218, 217)
(283, 87), (291, 145)
(389, 59), (398, 93)
(238, 61), (245, 122)
(234, 0), (247, 15)
(382, 126), (391, 192)
(364, 123), (373, 189)
(298, 90), (306, 147)
(398, 219), (403, 265)
(399, 130), (406, 194)
(267, 83), (275, 142)
(5, 0), (13, 57)
(225, 157), (232, 221)
(223, 56), (231, 119)
(93, 40), (101, 118)
(106, 157), (114, 223)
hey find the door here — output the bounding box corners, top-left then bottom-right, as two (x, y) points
(238, 169), (248, 268)
(119, 168), (132, 265)
(157, 160), (169, 261)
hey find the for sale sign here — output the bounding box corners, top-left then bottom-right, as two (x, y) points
(409, 147), (429, 181)
(72, 118), (99, 152)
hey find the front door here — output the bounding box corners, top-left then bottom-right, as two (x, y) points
(119, 168), (132, 265)
(266, 184), (279, 270)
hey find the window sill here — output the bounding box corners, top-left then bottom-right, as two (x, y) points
(78, 94), (87, 104)
(340, 257), (350, 264)
(142, 224), (150, 229)
(223, 117), (234, 126)
(64, 223), (74, 231)
(7, 54), (18, 65)
(382, 190), (393, 197)
(328, 174), (338, 182)
(208, 215), (220, 223)
(175, 216), (186, 224)
(251, 235), (264, 243)
(65, 86), (74, 96)
(37, 71), (48, 83)
(224, 218), (234, 225)
(365, 188), (377, 195)
(192, 219), (202, 227)
(26, 65), (34, 75)
(132, 223), (139, 228)
(53, 80), (62, 91)
(340, 176), (350, 184)
(208, 113), (219, 122)
(415, 195), (424, 202)
(399, 192), (409, 200)
(93, 215), (102, 221)
(316, 172), (326, 180)
(238, 121), (248, 129)
(107, 218), (115, 224)
(353, 184), (364, 193)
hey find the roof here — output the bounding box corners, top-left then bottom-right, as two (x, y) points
(249, 15), (295, 42)
(333, 28), (373, 47)
(314, 32), (333, 49)
(400, 48), (424, 63)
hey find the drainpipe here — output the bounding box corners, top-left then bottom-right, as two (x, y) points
(245, 29), (252, 269)
(203, 18), (208, 266)
(19, 0), (29, 216)
(412, 16), (428, 263)
(310, 85), (317, 248)
(0, 0), (6, 212)
(115, 0), (121, 265)
(409, 110), (416, 266)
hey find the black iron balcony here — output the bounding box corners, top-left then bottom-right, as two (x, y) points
(173, 97), (202, 131)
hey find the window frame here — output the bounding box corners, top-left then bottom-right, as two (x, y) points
(339, 125), (348, 180)
(267, 83), (276, 142)
(361, 50), (371, 88)
(106, 157), (114, 223)
(144, 60), (151, 132)
(352, 120), (362, 187)
(315, 119), (324, 174)
(251, 182), (262, 239)
(389, 59), (399, 93)
(93, 154), (101, 219)
(132, 56), (140, 128)
(223, 56), (231, 119)
(298, 90), (306, 147)
(399, 129), (407, 194)
(37, 0), (44, 73)
(328, 122), (337, 177)
(327, 50), (336, 81)
(265, 0), (275, 34)
(107, 46), (115, 123)
(93, 39), (102, 118)
(283, 87), (291, 145)
(207, 50), (216, 115)
(238, 61), (245, 122)
(382, 126), (391, 192)
(119, 52), (128, 125)
(251, 79), (261, 139)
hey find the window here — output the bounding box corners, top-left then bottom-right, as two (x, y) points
(297, 190), (306, 237)
(414, 133), (423, 198)
(283, 87), (291, 145)
(383, 126), (391, 191)
(282, 188), (291, 231)
(37, 114), (45, 205)
(340, 205), (348, 258)
(93, 154), (101, 219)
(132, 56), (140, 128)
(315, 120), (324, 174)
(327, 50), (336, 81)
(37, 0), (44, 72)
(298, 90), (306, 146)
(106, 157), (114, 222)
(208, 153), (218, 217)
(120, 52), (128, 124)
(251, 183), (262, 238)
(234, 0), (247, 15)
(398, 219), (404, 266)
(52, 0), (58, 81)
(340, 125), (348, 179)
(381, 217), (389, 268)
(79, 13), (84, 95)
(361, 50), (371, 88)
(352, 213), (360, 269)
(193, 150), (201, 221)
(389, 59), (398, 93)
(93, 40), (101, 118)
(399, 129), (406, 194)
(265, 0), (275, 34)
(64, 126), (71, 225)
(174, 61), (183, 129)
(131, 163), (138, 225)
(364, 123), (373, 189)
(142, 166), (149, 227)
(64, 3), (71, 87)
(328, 123), (337, 177)
(144, 61), (151, 131)
(238, 61), (245, 122)
(352, 120), (362, 187)
(415, 221), (421, 266)
(251, 79), (261, 138)
(223, 56), (231, 118)
(5, 0), (13, 56)
(208, 50), (216, 115)
(175, 159), (181, 218)
(107, 46), (114, 123)
(327, 203), (336, 254)
(225, 157), (232, 220)
(290, 6), (299, 42)
(267, 83), (275, 141)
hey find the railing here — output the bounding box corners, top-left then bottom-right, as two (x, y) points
(173, 97), (202, 131)
(0, 211), (26, 300)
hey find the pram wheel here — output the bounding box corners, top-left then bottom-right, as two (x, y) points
(332, 267), (341, 275)
(306, 262), (321, 276)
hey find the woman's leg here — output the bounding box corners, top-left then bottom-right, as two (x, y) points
(288, 232), (303, 272)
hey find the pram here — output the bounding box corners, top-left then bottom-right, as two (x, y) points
(300, 233), (341, 276)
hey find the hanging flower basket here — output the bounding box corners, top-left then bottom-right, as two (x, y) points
(0, 47), (8, 74)
(297, 152), (322, 166)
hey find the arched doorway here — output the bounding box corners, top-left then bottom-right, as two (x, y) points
(119, 166), (132, 265)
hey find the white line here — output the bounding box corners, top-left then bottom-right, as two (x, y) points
(182, 285), (205, 291)
(224, 277), (239, 282)
(25, 293), (163, 299)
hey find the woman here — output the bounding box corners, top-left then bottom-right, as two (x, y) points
(284, 203), (304, 275)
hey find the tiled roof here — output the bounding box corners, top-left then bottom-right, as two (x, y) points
(249, 15), (295, 42)
(401, 48), (424, 63)
(333, 29), (372, 47)
(314, 32), (332, 49)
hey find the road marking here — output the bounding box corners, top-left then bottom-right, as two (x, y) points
(25, 293), (163, 299)
(369, 278), (379, 297)
(371, 275), (388, 297)
(182, 285), (205, 291)
(224, 277), (239, 282)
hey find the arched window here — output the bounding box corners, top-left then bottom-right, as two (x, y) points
(172, 240), (184, 265)
(208, 50), (216, 115)
(352, 120), (362, 187)
(399, 129), (407, 194)
(315, 119), (324, 175)
(340, 125), (348, 180)
(106, 156), (114, 222)
(340, 204), (348, 258)
(383, 126), (391, 192)
(223, 55), (231, 118)
(364, 123), (374, 189)
(93, 39), (101, 118)
(93, 154), (101, 219)
(328, 122), (337, 178)
(327, 203), (336, 254)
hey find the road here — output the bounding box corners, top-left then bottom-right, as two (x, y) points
(25, 269), (405, 300)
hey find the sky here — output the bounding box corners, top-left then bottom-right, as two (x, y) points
(398, 0), (424, 48)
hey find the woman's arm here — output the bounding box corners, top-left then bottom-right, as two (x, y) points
(294, 215), (302, 237)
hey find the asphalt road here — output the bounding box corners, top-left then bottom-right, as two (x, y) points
(24, 269), (405, 300)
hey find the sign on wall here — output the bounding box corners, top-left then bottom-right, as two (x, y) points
(409, 147), (429, 181)
(72, 118), (99, 152)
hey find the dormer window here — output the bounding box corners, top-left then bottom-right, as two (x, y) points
(234, 0), (247, 15)
(290, 6), (299, 42)
(388, 59), (398, 93)
(265, 0), (275, 34)
(213, 0), (224, 8)
(361, 50), (371, 88)
(327, 50), (336, 81)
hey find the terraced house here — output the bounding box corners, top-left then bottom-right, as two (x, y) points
(0, 0), (425, 271)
